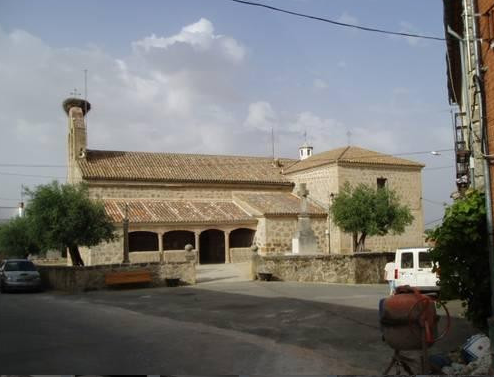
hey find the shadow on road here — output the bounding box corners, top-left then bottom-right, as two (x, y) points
(74, 283), (476, 372)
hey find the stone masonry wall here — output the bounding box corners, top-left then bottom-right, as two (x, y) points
(338, 165), (424, 253)
(76, 230), (124, 266)
(287, 163), (424, 254)
(38, 261), (196, 293)
(230, 247), (252, 263)
(87, 184), (291, 201)
(261, 217), (326, 254)
(130, 251), (160, 263)
(257, 252), (395, 284)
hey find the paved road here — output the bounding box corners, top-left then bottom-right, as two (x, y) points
(0, 267), (475, 375)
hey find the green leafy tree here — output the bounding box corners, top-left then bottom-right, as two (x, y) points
(25, 181), (116, 266)
(330, 182), (414, 252)
(0, 215), (40, 258)
(429, 190), (491, 330)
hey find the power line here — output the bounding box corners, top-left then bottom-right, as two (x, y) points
(224, 0), (446, 41)
(0, 171), (65, 179)
(422, 198), (448, 206)
(423, 165), (455, 171)
(0, 163), (66, 168)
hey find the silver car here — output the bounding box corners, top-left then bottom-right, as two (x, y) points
(0, 259), (42, 292)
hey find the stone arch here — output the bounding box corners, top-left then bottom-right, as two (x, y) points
(129, 231), (159, 252)
(199, 229), (225, 264)
(229, 228), (255, 248)
(164, 230), (195, 250)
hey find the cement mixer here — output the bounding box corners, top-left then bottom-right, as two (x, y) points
(379, 285), (451, 374)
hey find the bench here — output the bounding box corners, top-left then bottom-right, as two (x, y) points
(105, 270), (152, 287)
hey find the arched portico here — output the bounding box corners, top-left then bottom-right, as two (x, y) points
(199, 229), (225, 264)
(129, 231), (159, 252)
(164, 230), (195, 250)
(229, 228), (255, 248)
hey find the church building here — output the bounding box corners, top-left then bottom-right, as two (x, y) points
(64, 98), (425, 266)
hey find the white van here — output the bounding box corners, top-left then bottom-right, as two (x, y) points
(394, 247), (439, 292)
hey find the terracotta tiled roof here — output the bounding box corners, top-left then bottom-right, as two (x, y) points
(233, 192), (326, 216)
(104, 199), (255, 224)
(283, 146), (424, 174)
(79, 150), (295, 185)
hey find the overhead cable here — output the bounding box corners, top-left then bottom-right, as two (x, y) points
(224, 0), (446, 41)
(0, 171), (65, 179)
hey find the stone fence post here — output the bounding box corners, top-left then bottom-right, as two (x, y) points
(184, 244), (196, 264)
(250, 245), (260, 280)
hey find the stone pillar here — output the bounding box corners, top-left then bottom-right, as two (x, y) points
(292, 183), (318, 255)
(224, 230), (231, 263)
(250, 245), (259, 280)
(194, 231), (201, 264)
(158, 232), (164, 263)
(184, 244), (195, 263)
(122, 204), (130, 264)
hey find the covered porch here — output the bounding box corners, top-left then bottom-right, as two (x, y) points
(104, 199), (258, 264)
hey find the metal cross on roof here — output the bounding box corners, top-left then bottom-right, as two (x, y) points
(70, 88), (81, 98)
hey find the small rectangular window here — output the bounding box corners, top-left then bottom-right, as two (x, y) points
(401, 252), (414, 269)
(377, 177), (387, 189)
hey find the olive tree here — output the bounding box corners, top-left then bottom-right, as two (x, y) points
(25, 181), (116, 266)
(0, 215), (40, 258)
(330, 182), (414, 252)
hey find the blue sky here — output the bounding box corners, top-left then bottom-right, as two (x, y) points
(0, 0), (454, 226)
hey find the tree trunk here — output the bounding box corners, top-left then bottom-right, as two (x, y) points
(356, 232), (367, 252)
(352, 232), (358, 252)
(68, 244), (84, 266)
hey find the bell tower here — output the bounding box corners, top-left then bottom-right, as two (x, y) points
(298, 141), (313, 160)
(63, 97), (91, 183)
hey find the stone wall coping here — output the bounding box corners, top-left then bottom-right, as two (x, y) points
(261, 254), (352, 261)
(260, 251), (395, 261)
(36, 261), (190, 271)
(353, 251), (396, 257)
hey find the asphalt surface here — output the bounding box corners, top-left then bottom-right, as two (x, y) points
(0, 265), (476, 375)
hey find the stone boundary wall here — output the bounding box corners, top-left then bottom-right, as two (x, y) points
(257, 252), (395, 284)
(230, 247), (252, 263)
(37, 261), (196, 293)
(129, 251), (160, 263)
(129, 250), (186, 263)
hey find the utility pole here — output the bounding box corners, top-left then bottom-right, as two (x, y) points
(123, 203), (130, 264)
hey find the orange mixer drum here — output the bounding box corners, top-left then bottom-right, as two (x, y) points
(379, 286), (438, 350)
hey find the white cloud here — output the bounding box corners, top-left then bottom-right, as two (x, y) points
(337, 60), (347, 69)
(313, 78), (328, 90)
(394, 21), (427, 47)
(0, 20), (454, 228)
(286, 111), (346, 149)
(132, 18), (245, 64)
(0, 19), (250, 162)
(244, 101), (278, 132)
(337, 12), (359, 25)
